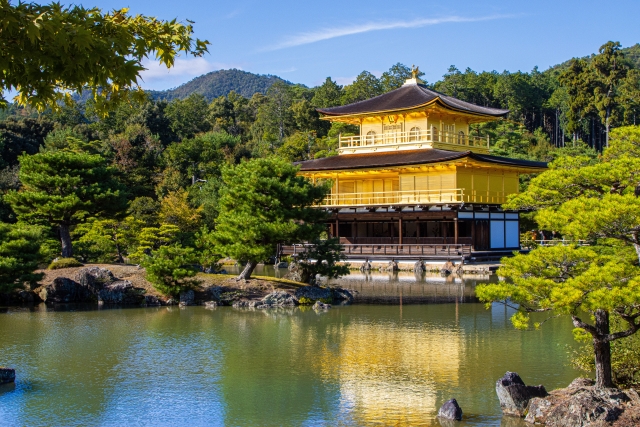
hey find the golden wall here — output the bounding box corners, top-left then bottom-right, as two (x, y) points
(323, 165), (518, 205)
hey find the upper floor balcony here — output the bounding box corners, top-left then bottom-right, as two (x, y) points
(338, 129), (490, 155)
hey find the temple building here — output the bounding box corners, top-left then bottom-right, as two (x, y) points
(295, 68), (546, 259)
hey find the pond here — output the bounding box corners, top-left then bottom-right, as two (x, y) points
(0, 302), (579, 426)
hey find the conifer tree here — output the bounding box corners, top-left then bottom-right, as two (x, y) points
(212, 157), (329, 280)
(0, 223), (44, 293)
(5, 151), (127, 258)
(477, 126), (640, 388)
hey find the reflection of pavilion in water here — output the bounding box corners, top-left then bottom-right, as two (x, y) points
(314, 320), (463, 425)
(328, 271), (494, 304)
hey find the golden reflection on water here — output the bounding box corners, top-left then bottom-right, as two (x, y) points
(314, 319), (463, 425)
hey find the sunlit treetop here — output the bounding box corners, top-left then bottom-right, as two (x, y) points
(0, 1), (209, 114)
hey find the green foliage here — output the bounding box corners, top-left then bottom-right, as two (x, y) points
(296, 238), (350, 285)
(164, 94), (211, 140)
(0, 117), (54, 167)
(480, 125), (640, 387)
(1, 1), (209, 113)
(5, 150), (127, 257)
(129, 223), (180, 263)
(0, 223), (44, 292)
(141, 244), (198, 297)
(298, 296), (314, 305)
(211, 157), (330, 278)
(48, 257), (83, 270)
(559, 42), (640, 143)
(342, 71), (383, 104)
(74, 217), (142, 263)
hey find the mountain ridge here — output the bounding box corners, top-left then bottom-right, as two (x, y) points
(147, 68), (294, 102)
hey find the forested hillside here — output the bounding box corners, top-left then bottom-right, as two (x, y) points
(148, 69), (293, 101)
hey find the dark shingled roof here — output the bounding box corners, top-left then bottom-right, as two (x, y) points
(317, 83), (509, 117)
(295, 149), (547, 171)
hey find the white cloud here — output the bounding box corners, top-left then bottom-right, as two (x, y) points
(263, 14), (511, 51)
(334, 76), (358, 86)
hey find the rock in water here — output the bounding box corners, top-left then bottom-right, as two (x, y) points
(495, 371), (547, 417)
(413, 260), (426, 273)
(204, 301), (218, 309)
(312, 301), (331, 310)
(0, 368), (15, 384)
(525, 377), (640, 426)
(437, 398), (463, 420)
(179, 290), (195, 307)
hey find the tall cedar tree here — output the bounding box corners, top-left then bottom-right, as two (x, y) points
(6, 151), (127, 258)
(476, 126), (640, 388)
(213, 157), (329, 280)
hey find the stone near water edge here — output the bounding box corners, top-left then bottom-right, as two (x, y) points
(332, 288), (354, 303)
(380, 260), (399, 272)
(495, 371), (547, 417)
(524, 377), (640, 426)
(295, 285), (332, 301)
(204, 301), (218, 309)
(312, 300), (331, 310)
(275, 261), (288, 268)
(179, 290), (195, 307)
(261, 291), (297, 307)
(359, 260), (372, 272)
(144, 295), (161, 306)
(0, 368), (15, 384)
(413, 260), (426, 273)
(437, 398), (463, 421)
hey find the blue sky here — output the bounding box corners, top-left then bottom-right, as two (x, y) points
(88, 0), (640, 91)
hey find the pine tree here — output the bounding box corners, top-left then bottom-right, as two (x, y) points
(5, 151), (127, 258)
(212, 157), (329, 280)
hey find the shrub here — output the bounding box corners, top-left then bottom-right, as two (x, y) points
(141, 245), (199, 297)
(48, 258), (84, 270)
(298, 296), (314, 305)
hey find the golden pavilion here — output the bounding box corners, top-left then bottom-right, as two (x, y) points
(295, 67), (546, 259)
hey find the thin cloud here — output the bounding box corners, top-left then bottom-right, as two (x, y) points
(263, 15), (512, 51)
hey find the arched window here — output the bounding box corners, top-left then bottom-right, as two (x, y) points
(365, 130), (376, 145)
(431, 126), (439, 142)
(458, 131), (465, 145)
(408, 127), (421, 142)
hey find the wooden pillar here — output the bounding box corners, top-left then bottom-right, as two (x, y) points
(398, 217), (403, 245)
(335, 218), (339, 238)
(454, 218), (459, 245)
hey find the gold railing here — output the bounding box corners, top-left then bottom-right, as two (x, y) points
(319, 189), (508, 207)
(339, 129), (489, 152)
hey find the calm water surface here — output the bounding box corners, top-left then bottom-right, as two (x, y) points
(0, 302), (578, 426)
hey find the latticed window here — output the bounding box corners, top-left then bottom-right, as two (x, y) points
(408, 127), (421, 141)
(431, 126), (439, 142)
(365, 130), (376, 145)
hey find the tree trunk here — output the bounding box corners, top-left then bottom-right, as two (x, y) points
(236, 260), (257, 281)
(59, 224), (73, 258)
(593, 309), (614, 388)
(605, 107), (611, 148)
(635, 243), (640, 265)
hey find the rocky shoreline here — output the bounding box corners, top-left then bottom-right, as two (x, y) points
(0, 264), (354, 309)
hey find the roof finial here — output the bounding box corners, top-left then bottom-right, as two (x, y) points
(411, 64), (420, 79)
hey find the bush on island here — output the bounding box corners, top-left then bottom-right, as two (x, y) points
(142, 244), (199, 297)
